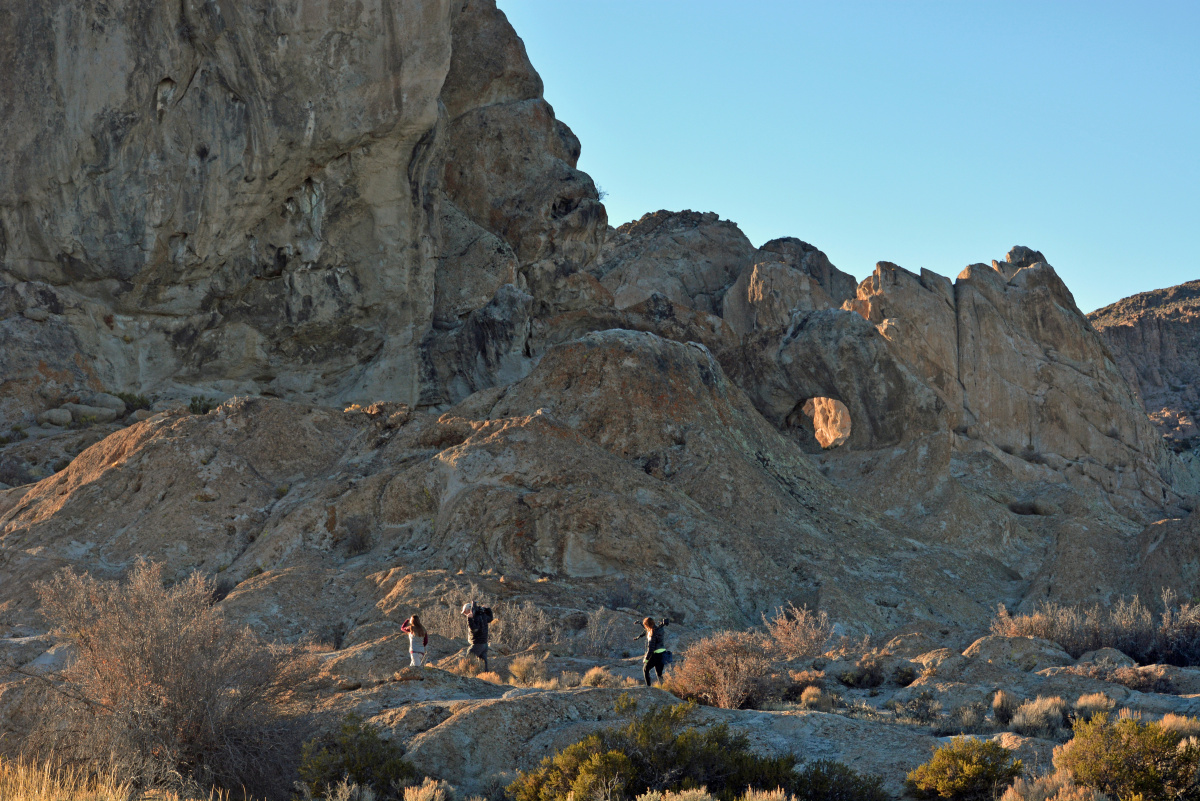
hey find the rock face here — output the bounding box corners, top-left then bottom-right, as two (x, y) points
(0, 0), (604, 421)
(1090, 280), (1200, 481)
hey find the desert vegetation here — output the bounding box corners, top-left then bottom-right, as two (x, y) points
(21, 561), (315, 799)
(992, 591), (1200, 665)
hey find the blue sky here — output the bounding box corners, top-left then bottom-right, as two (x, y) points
(499, 1), (1199, 313)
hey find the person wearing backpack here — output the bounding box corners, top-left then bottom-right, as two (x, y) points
(400, 613), (428, 667)
(634, 617), (671, 686)
(462, 601), (494, 672)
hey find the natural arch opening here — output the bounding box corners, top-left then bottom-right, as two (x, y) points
(787, 397), (852, 449)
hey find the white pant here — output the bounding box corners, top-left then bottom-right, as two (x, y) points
(410, 650), (425, 667)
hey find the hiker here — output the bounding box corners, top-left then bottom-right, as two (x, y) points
(400, 613), (428, 667)
(461, 600), (494, 672)
(634, 617), (671, 686)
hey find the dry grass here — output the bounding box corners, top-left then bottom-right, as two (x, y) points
(0, 756), (239, 801)
(992, 591), (1200, 665)
(508, 654), (549, 686)
(1160, 713), (1200, 737)
(993, 690), (1020, 725)
(667, 630), (773, 709)
(402, 777), (455, 801)
(475, 671), (504, 684)
(1011, 696), (1069, 738)
(1074, 693), (1115, 721)
(1000, 771), (1110, 801)
(944, 702), (991, 734)
(580, 666), (624, 688)
(762, 604), (833, 660)
(29, 561), (313, 799)
(443, 656), (482, 677)
(799, 686), (834, 712)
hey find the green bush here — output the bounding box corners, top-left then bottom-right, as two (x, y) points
(1054, 713), (1200, 801)
(508, 696), (883, 801)
(906, 737), (1023, 801)
(115, 391), (151, 411)
(790, 760), (887, 801)
(190, 395), (218, 415)
(298, 714), (419, 801)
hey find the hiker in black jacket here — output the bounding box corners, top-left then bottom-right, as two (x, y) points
(634, 617), (670, 686)
(461, 600), (494, 672)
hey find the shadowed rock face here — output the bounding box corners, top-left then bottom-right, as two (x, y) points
(1090, 280), (1200, 482)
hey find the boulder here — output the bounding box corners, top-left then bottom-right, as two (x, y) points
(962, 635), (1073, 673)
(35, 408), (72, 427)
(60, 403), (119, 425)
(21, 308), (49, 322)
(87, 393), (127, 413)
(1076, 647), (1136, 668)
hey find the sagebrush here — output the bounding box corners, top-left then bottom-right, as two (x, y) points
(30, 561), (313, 798)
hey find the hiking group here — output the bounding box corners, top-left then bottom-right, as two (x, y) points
(399, 603), (672, 686)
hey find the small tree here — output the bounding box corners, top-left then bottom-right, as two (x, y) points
(906, 737), (1023, 801)
(31, 561), (312, 798)
(1055, 714), (1200, 801)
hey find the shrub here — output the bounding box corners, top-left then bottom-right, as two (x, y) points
(991, 591), (1200, 666)
(31, 561), (312, 798)
(782, 670), (824, 702)
(667, 631), (772, 709)
(762, 603), (833, 660)
(836, 654), (884, 689)
(993, 690), (1020, 725)
(298, 714), (419, 801)
(509, 654), (550, 686)
(906, 737), (1024, 801)
(893, 664), (917, 686)
(579, 608), (626, 658)
(404, 777), (456, 801)
(1054, 713), (1200, 801)
(790, 761), (888, 801)
(508, 696), (838, 801)
(115, 391), (152, 411)
(582, 666), (624, 688)
(495, 600), (557, 653)
(799, 686), (834, 712)
(1060, 661), (1176, 694)
(476, 671), (505, 684)
(945, 702), (990, 735)
(1011, 696), (1069, 739)
(888, 690), (942, 725)
(1073, 693), (1115, 721)
(190, 395), (218, 415)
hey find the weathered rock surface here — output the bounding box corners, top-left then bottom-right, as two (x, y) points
(0, 0), (603, 424)
(1090, 280), (1200, 481)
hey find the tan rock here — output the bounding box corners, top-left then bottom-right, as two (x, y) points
(1076, 647), (1136, 668)
(721, 261), (835, 339)
(60, 403), (118, 424)
(591, 211), (755, 313)
(962, 635), (1073, 672)
(802, 397), (852, 449)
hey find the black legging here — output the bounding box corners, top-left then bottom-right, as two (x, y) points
(643, 652), (665, 686)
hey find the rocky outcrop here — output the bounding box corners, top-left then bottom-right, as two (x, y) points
(1090, 280), (1200, 481)
(0, 0), (604, 424)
